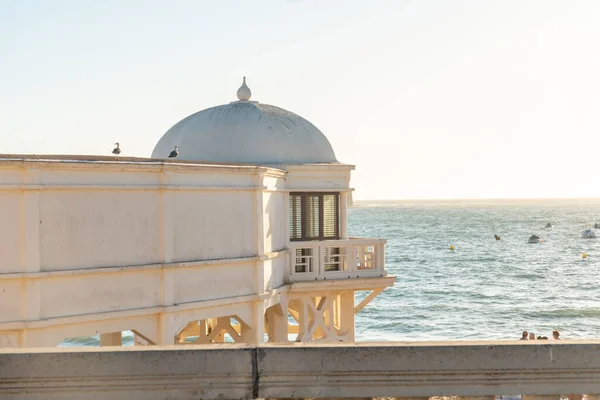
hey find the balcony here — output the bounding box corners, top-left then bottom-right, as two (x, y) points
(287, 237), (387, 282)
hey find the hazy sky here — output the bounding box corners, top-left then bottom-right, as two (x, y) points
(1, 0), (599, 200)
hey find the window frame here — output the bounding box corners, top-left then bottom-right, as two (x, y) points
(289, 192), (340, 241)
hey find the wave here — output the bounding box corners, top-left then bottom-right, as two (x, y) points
(513, 273), (545, 280)
(525, 308), (600, 319)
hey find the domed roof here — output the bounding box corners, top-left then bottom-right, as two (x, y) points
(151, 77), (337, 165)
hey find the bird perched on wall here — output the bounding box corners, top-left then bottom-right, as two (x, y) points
(168, 145), (179, 158)
(112, 143), (121, 155)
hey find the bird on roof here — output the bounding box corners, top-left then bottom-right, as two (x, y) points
(112, 143), (121, 155)
(168, 145), (179, 158)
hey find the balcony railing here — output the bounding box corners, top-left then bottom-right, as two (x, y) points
(287, 237), (386, 282)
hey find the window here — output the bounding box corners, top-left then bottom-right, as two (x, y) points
(289, 192), (340, 241)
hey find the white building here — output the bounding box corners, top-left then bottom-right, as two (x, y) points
(0, 78), (393, 348)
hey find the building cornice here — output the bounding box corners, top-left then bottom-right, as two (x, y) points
(0, 155), (287, 176)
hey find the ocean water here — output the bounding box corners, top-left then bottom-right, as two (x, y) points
(60, 199), (600, 347)
(352, 199), (600, 342)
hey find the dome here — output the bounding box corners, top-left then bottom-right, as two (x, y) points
(151, 77), (337, 165)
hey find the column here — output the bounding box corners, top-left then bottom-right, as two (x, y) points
(283, 191), (289, 247)
(254, 172), (265, 257)
(340, 191), (348, 239)
(241, 301), (266, 344)
(157, 313), (177, 345)
(378, 240), (386, 272)
(21, 170), (42, 324)
(296, 296), (310, 342)
(159, 171), (174, 265)
(339, 290), (355, 342)
(265, 304), (288, 343)
(159, 172), (175, 312)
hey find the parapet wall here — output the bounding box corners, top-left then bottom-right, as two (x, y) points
(2, 341), (600, 399)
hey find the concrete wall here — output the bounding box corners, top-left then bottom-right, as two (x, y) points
(2, 342), (600, 399)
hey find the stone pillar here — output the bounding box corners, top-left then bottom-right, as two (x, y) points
(99, 332), (122, 346)
(339, 290), (355, 341)
(265, 304), (288, 343)
(157, 314), (177, 345)
(241, 302), (266, 344)
(296, 296), (310, 342)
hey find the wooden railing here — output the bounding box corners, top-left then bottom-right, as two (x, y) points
(287, 237), (387, 282)
(2, 342), (600, 399)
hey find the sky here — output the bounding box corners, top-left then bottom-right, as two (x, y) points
(1, 0), (599, 200)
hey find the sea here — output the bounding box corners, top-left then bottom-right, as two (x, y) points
(60, 199), (600, 347)
(352, 198), (600, 342)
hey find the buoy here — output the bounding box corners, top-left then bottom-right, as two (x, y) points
(449, 245), (455, 251)
(582, 253), (587, 259)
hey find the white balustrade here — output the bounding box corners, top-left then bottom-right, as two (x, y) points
(287, 237), (387, 282)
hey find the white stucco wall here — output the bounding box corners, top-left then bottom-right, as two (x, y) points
(0, 161), (282, 272)
(0, 191), (22, 274)
(39, 270), (162, 319)
(263, 191), (286, 254)
(39, 191), (162, 270)
(263, 256), (286, 291)
(170, 191), (256, 262)
(0, 157), (356, 347)
(172, 261), (257, 304)
(0, 279), (21, 322)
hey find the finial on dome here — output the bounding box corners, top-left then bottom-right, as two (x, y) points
(236, 76), (252, 101)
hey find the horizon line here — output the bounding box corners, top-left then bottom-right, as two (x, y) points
(353, 197), (600, 202)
